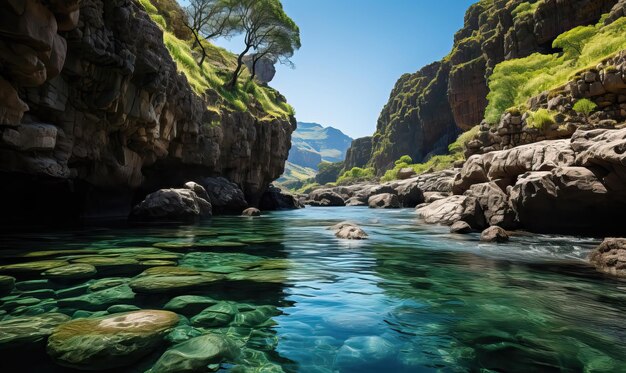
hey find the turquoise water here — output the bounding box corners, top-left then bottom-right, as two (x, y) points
(1, 207), (626, 372)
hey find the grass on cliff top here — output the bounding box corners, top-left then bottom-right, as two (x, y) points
(138, 0), (294, 120)
(485, 15), (626, 123)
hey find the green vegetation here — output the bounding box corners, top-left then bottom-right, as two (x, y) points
(526, 109), (556, 130)
(573, 98), (598, 117)
(336, 167), (376, 185)
(315, 162), (344, 185)
(138, 0), (295, 119)
(485, 17), (626, 123)
(379, 126), (479, 182)
(511, 1), (541, 22)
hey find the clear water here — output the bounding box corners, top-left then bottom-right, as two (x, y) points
(2, 207), (626, 372)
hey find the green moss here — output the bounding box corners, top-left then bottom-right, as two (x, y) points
(485, 17), (626, 123)
(572, 98), (598, 117)
(336, 167), (376, 185)
(526, 109), (556, 130)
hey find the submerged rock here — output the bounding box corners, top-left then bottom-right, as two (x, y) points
(589, 238), (626, 278)
(0, 260), (69, 276)
(42, 264), (97, 281)
(130, 188), (212, 221)
(57, 284), (135, 311)
(47, 310), (179, 370)
(329, 221), (368, 240)
(368, 193), (400, 209)
(164, 295), (219, 316)
(129, 267), (223, 294)
(0, 275), (15, 296)
(191, 302), (239, 327)
(0, 313), (70, 349)
(151, 334), (239, 373)
(242, 207), (261, 217)
(480, 226), (510, 243)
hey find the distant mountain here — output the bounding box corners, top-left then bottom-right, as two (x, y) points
(278, 122), (353, 186)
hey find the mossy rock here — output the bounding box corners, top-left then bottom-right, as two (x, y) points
(106, 304), (141, 314)
(57, 284), (135, 311)
(165, 325), (204, 345)
(151, 334), (239, 373)
(129, 267), (223, 294)
(88, 278), (129, 292)
(42, 264), (97, 281)
(47, 310), (179, 370)
(191, 302), (239, 327)
(140, 260), (178, 267)
(226, 270), (287, 284)
(71, 257), (142, 275)
(0, 275), (15, 296)
(232, 306), (279, 328)
(0, 260), (69, 276)
(163, 295), (219, 316)
(0, 313), (70, 349)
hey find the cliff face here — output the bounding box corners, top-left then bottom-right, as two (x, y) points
(0, 0), (295, 220)
(349, 0), (618, 174)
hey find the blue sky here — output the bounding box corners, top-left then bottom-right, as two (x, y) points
(182, 0), (475, 138)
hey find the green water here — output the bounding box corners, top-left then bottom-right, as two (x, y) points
(1, 207), (626, 372)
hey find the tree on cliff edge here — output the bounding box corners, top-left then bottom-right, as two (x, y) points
(184, 0), (237, 66)
(227, 0), (300, 89)
(248, 23), (300, 82)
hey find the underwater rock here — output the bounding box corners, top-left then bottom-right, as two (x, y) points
(57, 284), (135, 311)
(191, 302), (239, 327)
(242, 207), (261, 217)
(151, 334), (239, 373)
(129, 267), (223, 294)
(164, 295), (219, 316)
(0, 260), (69, 276)
(70, 257), (142, 276)
(336, 336), (396, 367)
(107, 304), (141, 314)
(328, 222), (368, 240)
(480, 226), (510, 243)
(47, 310), (179, 370)
(589, 238), (626, 278)
(226, 270), (287, 283)
(0, 275), (15, 296)
(42, 264), (97, 281)
(0, 313), (70, 349)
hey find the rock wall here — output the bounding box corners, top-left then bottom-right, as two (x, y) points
(342, 136), (372, 170)
(347, 0), (618, 175)
(468, 51), (626, 155)
(0, 0), (295, 221)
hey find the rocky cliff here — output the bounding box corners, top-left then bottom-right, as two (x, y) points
(348, 0), (618, 174)
(0, 0), (295, 221)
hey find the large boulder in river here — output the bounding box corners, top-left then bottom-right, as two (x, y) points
(151, 334), (239, 373)
(416, 195), (486, 229)
(329, 222), (368, 240)
(368, 193), (400, 209)
(589, 238), (626, 278)
(259, 184), (303, 210)
(307, 189), (345, 207)
(47, 310), (179, 370)
(389, 178), (424, 207)
(130, 188), (212, 221)
(480, 226), (509, 243)
(0, 313), (70, 349)
(464, 182), (517, 229)
(199, 177), (248, 214)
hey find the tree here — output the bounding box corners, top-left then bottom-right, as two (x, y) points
(248, 18), (300, 82)
(227, 0), (300, 89)
(183, 0), (237, 66)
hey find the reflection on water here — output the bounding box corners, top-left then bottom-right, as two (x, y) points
(1, 207), (625, 372)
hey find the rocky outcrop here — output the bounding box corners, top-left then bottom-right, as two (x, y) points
(368, 193), (400, 209)
(0, 0), (295, 221)
(199, 177), (248, 214)
(447, 127), (626, 234)
(244, 54), (276, 84)
(259, 184), (303, 210)
(342, 136), (372, 170)
(589, 238), (626, 277)
(130, 184), (212, 221)
(306, 189), (346, 207)
(416, 195), (486, 229)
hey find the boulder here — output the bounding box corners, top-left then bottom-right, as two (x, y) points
(480, 226), (509, 243)
(589, 238), (626, 278)
(0, 313), (70, 349)
(397, 167), (416, 179)
(416, 195), (486, 229)
(345, 196), (367, 206)
(151, 334), (239, 373)
(307, 189), (345, 207)
(47, 310), (179, 370)
(163, 295), (219, 316)
(241, 207), (261, 217)
(243, 54), (276, 84)
(42, 263), (97, 281)
(328, 221), (368, 240)
(183, 181), (211, 202)
(368, 193), (400, 209)
(464, 182), (517, 229)
(390, 178), (424, 207)
(259, 184), (303, 210)
(199, 177), (248, 214)
(57, 284), (135, 311)
(450, 221), (472, 234)
(130, 188), (212, 221)
(423, 192), (449, 203)
(129, 267), (223, 294)
(191, 302), (239, 327)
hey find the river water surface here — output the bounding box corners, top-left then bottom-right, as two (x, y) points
(1, 207), (625, 372)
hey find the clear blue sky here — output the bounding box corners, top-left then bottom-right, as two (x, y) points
(182, 0), (476, 138)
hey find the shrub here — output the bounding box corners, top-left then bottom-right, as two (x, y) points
(573, 98), (597, 117)
(526, 109), (556, 130)
(395, 155), (413, 165)
(336, 167), (376, 185)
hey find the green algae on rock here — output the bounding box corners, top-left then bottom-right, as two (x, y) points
(129, 266), (224, 294)
(47, 310), (179, 370)
(57, 284), (135, 311)
(0, 275), (15, 296)
(0, 313), (70, 349)
(42, 264), (97, 281)
(191, 302), (239, 327)
(150, 334), (239, 373)
(164, 295), (219, 316)
(0, 260), (69, 276)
